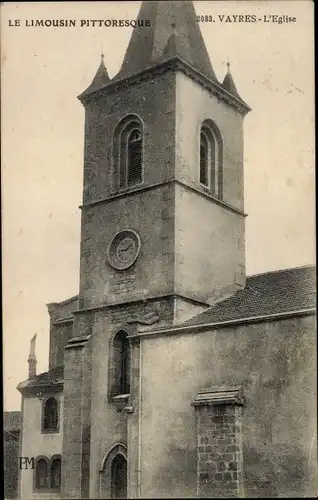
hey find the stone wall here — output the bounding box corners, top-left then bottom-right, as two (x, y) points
(4, 436), (19, 499)
(61, 336), (91, 499)
(194, 402), (244, 498)
(47, 297), (78, 370)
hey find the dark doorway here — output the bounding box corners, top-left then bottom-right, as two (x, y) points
(111, 453), (127, 499)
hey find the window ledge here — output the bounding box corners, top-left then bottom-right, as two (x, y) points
(112, 394), (130, 402)
(33, 490), (61, 496)
(41, 429), (60, 435)
(114, 184), (144, 196)
(111, 394), (130, 411)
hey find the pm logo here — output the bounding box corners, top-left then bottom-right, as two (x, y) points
(19, 457), (35, 469)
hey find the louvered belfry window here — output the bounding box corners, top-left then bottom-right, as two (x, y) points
(199, 124), (217, 195)
(200, 131), (209, 187)
(127, 129), (142, 186)
(117, 117), (143, 190)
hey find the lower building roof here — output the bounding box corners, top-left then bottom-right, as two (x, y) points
(185, 265), (316, 326)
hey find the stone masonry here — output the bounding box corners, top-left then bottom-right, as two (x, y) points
(193, 386), (244, 498)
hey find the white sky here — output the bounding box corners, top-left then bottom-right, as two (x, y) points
(1, 1), (315, 410)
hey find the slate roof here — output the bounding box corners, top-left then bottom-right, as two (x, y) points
(4, 411), (21, 432)
(114, 1), (217, 82)
(79, 56), (110, 99)
(222, 65), (243, 101)
(185, 265), (316, 326)
(17, 366), (64, 392)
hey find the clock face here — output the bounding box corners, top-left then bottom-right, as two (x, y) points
(108, 230), (141, 270)
(116, 238), (136, 263)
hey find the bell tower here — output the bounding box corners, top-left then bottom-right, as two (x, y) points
(77, 0), (250, 323)
(61, 2), (251, 499)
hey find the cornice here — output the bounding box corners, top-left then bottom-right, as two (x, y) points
(53, 316), (73, 326)
(192, 385), (244, 407)
(73, 293), (209, 316)
(65, 334), (91, 350)
(129, 308), (316, 341)
(17, 383), (63, 397)
(79, 57), (251, 116)
(80, 180), (246, 217)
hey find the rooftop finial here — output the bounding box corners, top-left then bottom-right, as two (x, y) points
(28, 334), (37, 379)
(29, 333), (37, 357)
(221, 58), (244, 101)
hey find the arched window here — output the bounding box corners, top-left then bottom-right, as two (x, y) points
(111, 453), (127, 499)
(50, 457), (61, 490)
(199, 121), (223, 200)
(42, 397), (59, 432)
(100, 444), (127, 499)
(35, 458), (48, 489)
(114, 116), (143, 190)
(112, 330), (130, 396)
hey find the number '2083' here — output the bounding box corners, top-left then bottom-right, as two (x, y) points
(197, 15), (213, 22)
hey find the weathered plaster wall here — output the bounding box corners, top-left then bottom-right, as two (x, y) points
(175, 184), (245, 304)
(20, 394), (63, 500)
(175, 72), (245, 211)
(138, 314), (316, 498)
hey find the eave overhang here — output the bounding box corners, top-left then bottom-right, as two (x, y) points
(78, 56), (251, 116)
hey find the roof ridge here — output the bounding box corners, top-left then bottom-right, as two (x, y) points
(247, 264), (316, 279)
(46, 294), (78, 307)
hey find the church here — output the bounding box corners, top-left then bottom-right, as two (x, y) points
(17, 1), (316, 499)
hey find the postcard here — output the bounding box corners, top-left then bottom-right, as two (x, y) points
(2, 1), (315, 499)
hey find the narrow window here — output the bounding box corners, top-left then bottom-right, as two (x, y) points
(51, 458), (61, 490)
(210, 132), (216, 195)
(127, 129), (142, 186)
(113, 331), (130, 396)
(35, 459), (48, 489)
(43, 397), (59, 432)
(199, 122), (221, 197)
(116, 117), (143, 190)
(111, 454), (127, 499)
(120, 334), (130, 395)
(200, 131), (209, 187)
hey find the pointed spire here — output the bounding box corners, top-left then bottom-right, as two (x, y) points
(221, 61), (242, 100)
(115, 1), (217, 81)
(80, 53), (111, 98)
(28, 334), (37, 379)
